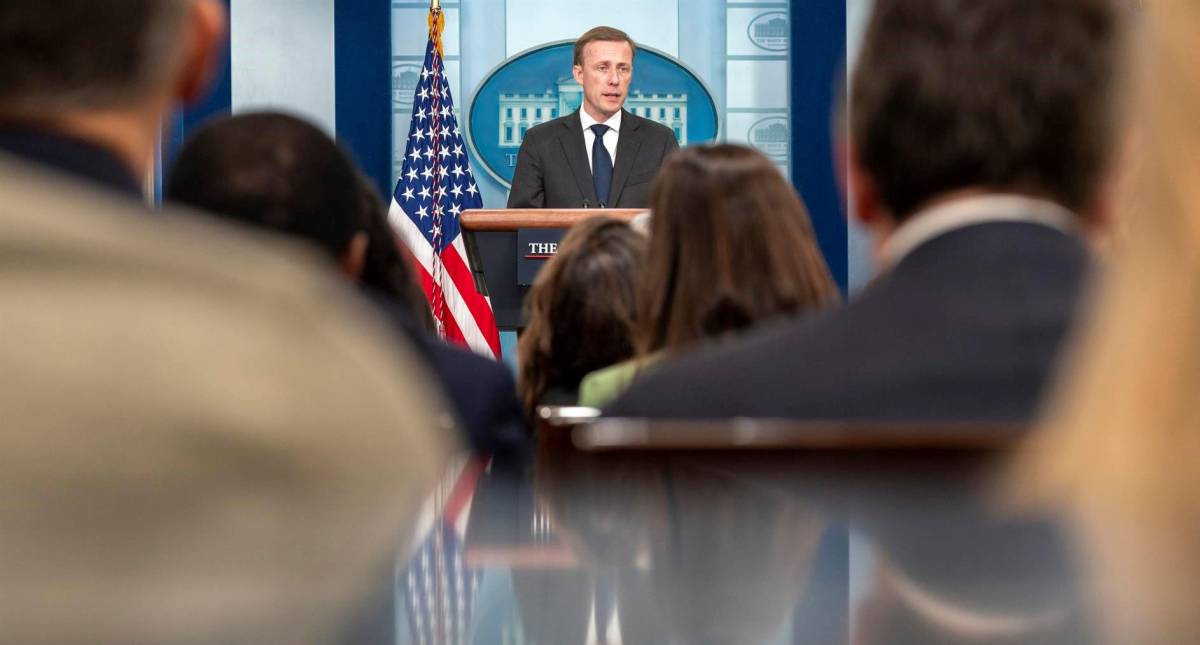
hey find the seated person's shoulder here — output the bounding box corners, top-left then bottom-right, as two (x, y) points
(603, 314), (827, 418)
(578, 355), (656, 408)
(421, 339), (530, 456)
(0, 156), (348, 307)
(427, 340), (516, 389)
(0, 158), (447, 426)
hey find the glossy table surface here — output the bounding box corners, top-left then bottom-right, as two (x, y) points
(396, 422), (1094, 645)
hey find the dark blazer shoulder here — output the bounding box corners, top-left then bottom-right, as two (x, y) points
(607, 222), (1093, 421)
(523, 113), (578, 144)
(421, 340), (531, 457)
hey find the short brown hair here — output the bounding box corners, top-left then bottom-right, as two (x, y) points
(518, 217), (645, 416)
(0, 0), (188, 112)
(639, 145), (839, 355)
(573, 26), (636, 68)
(851, 0), (1125, 220)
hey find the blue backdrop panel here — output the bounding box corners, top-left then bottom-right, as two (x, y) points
(790, 0), (848, 291)
(335, 0), (394, 202)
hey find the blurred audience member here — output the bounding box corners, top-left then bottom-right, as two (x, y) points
(0, 3), (453, 643)
(1020, 2), (1200, 643)
(518, 217), (645, 415)
(579, 144), (838, 407)
(609, 0), (1126, 421)
(168, 112), (529, 458)
(0, 0), (222, 197)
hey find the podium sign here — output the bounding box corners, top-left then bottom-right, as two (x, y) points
(461, 209), (646, 330)
(516, 228), (567, 285)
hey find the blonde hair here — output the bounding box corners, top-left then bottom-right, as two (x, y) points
(1017, 2), (1200, 641)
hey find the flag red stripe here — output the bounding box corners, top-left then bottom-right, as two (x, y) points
(437, 288), (470, 349)
(405, 247), (474, 352)
(440, 243), (501, 356)
(397, 219), (497, 357)
(443, 456), (488, 527)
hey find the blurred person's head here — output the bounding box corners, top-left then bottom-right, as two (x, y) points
(1017, 2), (1200, 642)
(168, 112), (369, 278)
(849, 0), (1125, 254)
(0, 0), (226, 178)
(639, 144), (839, 355)
(170, 112), (441, 346)
(518, 217), (645, 415)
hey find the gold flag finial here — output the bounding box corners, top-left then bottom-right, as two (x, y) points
(427, 0), (445, 55)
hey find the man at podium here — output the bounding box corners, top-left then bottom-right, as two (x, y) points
(507, 26), (679, 209)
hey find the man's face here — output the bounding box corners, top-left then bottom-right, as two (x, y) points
(572, 39), (633, 121)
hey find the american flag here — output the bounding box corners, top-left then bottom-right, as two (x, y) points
(400, 457), (486, 645)
(389, 9), (501, 357)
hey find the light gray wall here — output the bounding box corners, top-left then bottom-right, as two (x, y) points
(230, 0), (337, 133)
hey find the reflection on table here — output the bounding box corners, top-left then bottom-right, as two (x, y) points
(397, 417), (1095, 645)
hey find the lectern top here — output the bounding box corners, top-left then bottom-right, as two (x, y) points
(460, 208), (647, 231)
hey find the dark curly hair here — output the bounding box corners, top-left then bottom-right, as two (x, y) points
(518, 217), (645, 416)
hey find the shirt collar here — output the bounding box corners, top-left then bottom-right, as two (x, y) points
(879, 194), (1079, 270)
(0, 126), (143, 198)
(579, 108), (622, 134)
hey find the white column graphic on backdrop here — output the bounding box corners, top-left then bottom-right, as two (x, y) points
(725, 3), (791, 176)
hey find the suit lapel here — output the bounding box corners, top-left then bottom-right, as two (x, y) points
(557, 113), (599, 205)
(607, 110), (644, 207)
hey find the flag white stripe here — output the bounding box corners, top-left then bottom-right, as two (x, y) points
(452, 235), (498, 315)
(441, 245), (498, 357)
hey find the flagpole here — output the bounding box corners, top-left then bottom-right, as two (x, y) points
(427, 0), (447, 339)
(430, 0), (450, 619)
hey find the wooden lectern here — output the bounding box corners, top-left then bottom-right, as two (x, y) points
(461, 208), (646, 330)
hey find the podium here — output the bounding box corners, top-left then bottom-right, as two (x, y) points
(461, 208), (647, 330)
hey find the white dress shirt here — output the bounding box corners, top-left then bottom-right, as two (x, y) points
(878, 193), (1079, 271)
(580, 109), (621, 172)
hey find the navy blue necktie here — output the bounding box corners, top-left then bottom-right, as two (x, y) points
(590, 124), (613, 207)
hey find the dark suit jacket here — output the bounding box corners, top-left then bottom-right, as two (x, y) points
(507, 109), (679, 209)
(366, 292), (531, 460)
(606, 221), (1092, 421)
(415, 335), (531, 460)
